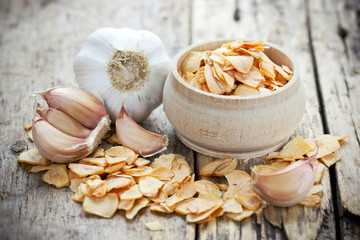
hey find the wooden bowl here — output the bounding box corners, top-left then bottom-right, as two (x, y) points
(163, 40), (305, 159)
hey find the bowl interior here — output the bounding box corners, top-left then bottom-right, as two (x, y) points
(172, 39), (297, 100)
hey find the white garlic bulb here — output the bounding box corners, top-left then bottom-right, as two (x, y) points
(74, 27), (171, 122)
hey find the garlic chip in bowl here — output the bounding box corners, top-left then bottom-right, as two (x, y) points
(74, 28), (171, 122)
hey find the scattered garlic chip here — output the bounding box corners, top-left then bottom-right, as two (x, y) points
(104, 162), (126, 174)
(145, 221), (163, 231)
(125, 197), (149, 220)
(199, 158), (237, 176)
(320, 152), (341, 167)
(223, 170), (252, 200)
(278, 136), (312, 158)
(186, 198), (216, 214)
(139, 176), (165, 197)
(121, 185), (143, 200)
(223, 198), (243, 214)
(42, 164), (70, 188)
(83, 193), (119, 218)
(226, 210), (254, 222)
(27, 164), (56, 173)
(105, 175), (134, 192)
(68, 163), (104, 177)
(298, 194), (322, 207)
(79, 157), (107, 167)
(151, 154), (175, 170)
(314, 161), (326, 184)
(118, 199), (135, 211)
(307, 135), (341, 158)
(233, 84), (260, 97)
(18, 148), (50, 166)
(105, 146), (137, 165)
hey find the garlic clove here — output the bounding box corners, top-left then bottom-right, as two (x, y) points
(251, 154), (317, 207)
(116, 106), (168, 157)
(32, 113), (90, 163)
(41, 86), (108, 129)
(36, 104), (92, 138)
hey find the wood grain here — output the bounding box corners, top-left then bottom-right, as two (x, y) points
(307, 0), (360, 238)
(0, 0), (194, 239)
(192, 0), (335, 239)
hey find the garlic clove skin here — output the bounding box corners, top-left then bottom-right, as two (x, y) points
(32, 113), (90, 163)
(251, 154), (317, 207)
(41, 86), (108, 128)
(74, 27), (171, 122)
(116, 106), (168, 157)
(32, 86), (111, 163)
(36, 104), (92, 138)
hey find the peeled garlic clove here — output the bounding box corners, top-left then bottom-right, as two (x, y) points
(36, 104), (92, 138)
(116, 106), (168, 157)
(251, 154), (317, 207)
(41, 86), (108, 129)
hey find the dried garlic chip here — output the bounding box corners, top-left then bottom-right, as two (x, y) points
(105, 155), (127, 165)
(121, 185), (143, 200)
(70, 178), (82, 192)
(123, 166), (153, 177)
(176, 182), (196, 199)
(233, 84), (260, 97)
(139, 176), (165, 197)
(27, 164), (57, 173)
(314, 161), (326, 184)
(106, 133), (121, 145)
(145, 221), (163, 231)
(223, 198), (243, 214)
(18, 148), (50, 166)
(171, 161), (192, 183)
(186, 198), (216, 214)
(226, 210), (254, 221)
(279, 136), (312, 158)
(309, 184), (323, 195)
(199, 158), (237, 177)
(79, 157), (107, 167)
(320, 152), (341, 167)
(151, 154), (175, 170)
(307, 135), (341, 158)
(162, 181), (178, 196)
(105, 146), (137, 165)
(174, 198), (194, 215)
(225, 55), (254, 74)
(180, 51), (207, 74)
(235, 189), (261, 211)
(68, 163), (104, 177)
(83, 193), (119, 218)
(125, 197), (149, 220)
(105, 175), (134, 192)
(298, 194), (322, 207)
(104, 162), (126, 174)
(165, 194), (184, 207)
(150, 203), (174, 213)
(87, 179), (107, 197)
(134, 158), (151, 167)
(223, 170), (252, 199)
(118, 199), (135, 210)
(42, 164), (70, 188)
(91, 147), (105, 158)
(150, 166), (174, 181)
(186, 200), (223, 223)
(148, 190), (168, 203)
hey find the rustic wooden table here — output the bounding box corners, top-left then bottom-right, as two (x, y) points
(1, 0), (359, 239)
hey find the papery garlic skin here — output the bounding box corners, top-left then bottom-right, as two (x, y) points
(74, 27), (171, 123)
(32, 87), (111, 163)
(251, 155), (317, 207)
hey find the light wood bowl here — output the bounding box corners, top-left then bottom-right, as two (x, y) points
(163, 40), (306, 159)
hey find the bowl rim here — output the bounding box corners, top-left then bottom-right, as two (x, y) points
(171, 39), (300, 100)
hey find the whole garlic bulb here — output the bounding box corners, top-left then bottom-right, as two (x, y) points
(74, 27), (171, 122)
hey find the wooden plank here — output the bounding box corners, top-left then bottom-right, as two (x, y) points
(307, 0), (360, 238)
(0, 0), (195, 239)
(192, 0), (335, 239)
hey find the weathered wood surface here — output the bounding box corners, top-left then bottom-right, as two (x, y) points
(0, 0), (359, 240)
